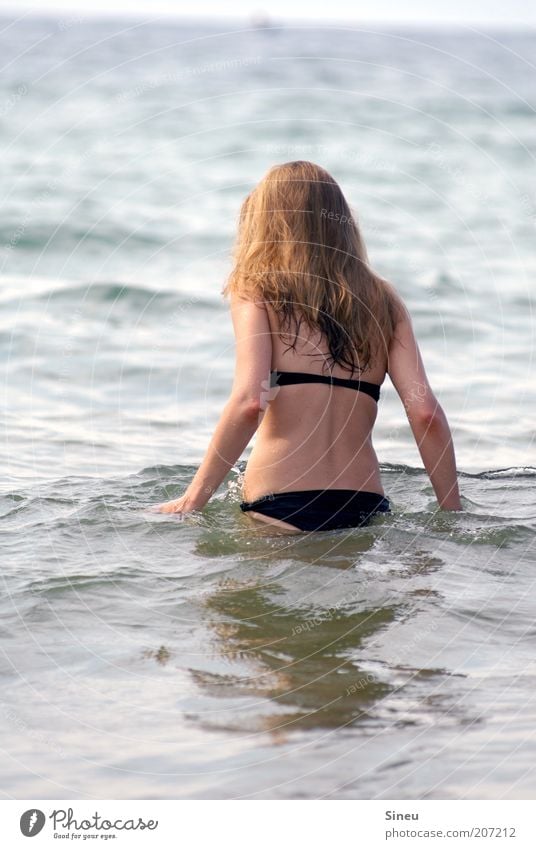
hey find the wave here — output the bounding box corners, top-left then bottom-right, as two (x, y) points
(30, 461), (536, 487)
(44, 281), (209, 309)
(380, 463), (536, 480)
(0, 275), (218, 311)
(464, 467), (536, 479)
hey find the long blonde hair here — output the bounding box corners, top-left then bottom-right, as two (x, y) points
(223, 160), (401, 374)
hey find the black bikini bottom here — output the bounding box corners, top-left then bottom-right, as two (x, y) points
(239, 489), (391, 532)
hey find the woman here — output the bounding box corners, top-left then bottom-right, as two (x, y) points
(154, 161), (462, 531)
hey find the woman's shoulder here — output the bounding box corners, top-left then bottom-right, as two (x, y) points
(227, 291), (269, 313)
(378, 277), (409, 325)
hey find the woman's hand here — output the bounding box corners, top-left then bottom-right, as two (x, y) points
(150, 494), (193, 514)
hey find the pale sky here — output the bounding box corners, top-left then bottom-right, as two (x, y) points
(1, 0), (536, 27)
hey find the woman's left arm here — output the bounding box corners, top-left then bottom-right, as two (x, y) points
(153, 295), (272, 513)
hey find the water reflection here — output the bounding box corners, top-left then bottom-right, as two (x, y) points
(191, 572), (403, 735)
(186, 507), (465, 738)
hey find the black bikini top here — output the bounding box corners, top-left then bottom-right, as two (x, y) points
(269, 370), (381, 402)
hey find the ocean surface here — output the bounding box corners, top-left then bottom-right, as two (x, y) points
(1, 13), (535, 800)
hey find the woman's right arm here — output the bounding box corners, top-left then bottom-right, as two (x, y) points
(386, 292), (462, 511)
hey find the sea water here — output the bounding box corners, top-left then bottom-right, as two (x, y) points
(1, 14), (535, 798)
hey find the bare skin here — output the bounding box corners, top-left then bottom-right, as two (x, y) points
(153, 291), (462, 527)
(239, 303), (385, 530)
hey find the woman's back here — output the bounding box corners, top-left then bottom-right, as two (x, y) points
(242, 301), (388, 502)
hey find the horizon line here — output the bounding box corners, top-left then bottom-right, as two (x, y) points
(1, 8), (535, 32)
